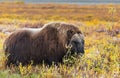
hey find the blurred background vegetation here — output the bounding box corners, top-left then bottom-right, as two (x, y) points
(0, 1), (119, 78)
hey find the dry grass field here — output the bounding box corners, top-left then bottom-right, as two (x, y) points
(0, 2), (119, 78)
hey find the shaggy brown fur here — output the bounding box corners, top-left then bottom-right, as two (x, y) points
(3, 22), (84, 66)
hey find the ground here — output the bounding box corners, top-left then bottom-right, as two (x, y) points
(0, 2), (119, 78)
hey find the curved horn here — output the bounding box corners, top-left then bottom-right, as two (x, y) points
(65, 44), (72, 49)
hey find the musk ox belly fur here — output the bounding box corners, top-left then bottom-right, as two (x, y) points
(3, 22), (84, 66)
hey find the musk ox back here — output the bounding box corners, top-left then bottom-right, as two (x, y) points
(3, 22), (84, 66)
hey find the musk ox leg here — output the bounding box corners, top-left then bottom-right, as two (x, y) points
(4, 30), (31, 66)
(45, 57), (63, 65)
(6, 54), (15, 67)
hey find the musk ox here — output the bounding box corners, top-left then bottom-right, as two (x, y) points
(3, 22), (84, 66)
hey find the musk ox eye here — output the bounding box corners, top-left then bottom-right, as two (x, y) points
(70, 30), (73, 33)
(67, 30), (74, 37)
(77, 31), (82, 34)
(68, 30), (73, 34)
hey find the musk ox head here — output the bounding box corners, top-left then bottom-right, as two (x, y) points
(3, 22), (84, 66)
(46, 22), (84, 55)
(65, 28), (84, 55)
(68, 33), (84, 54)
